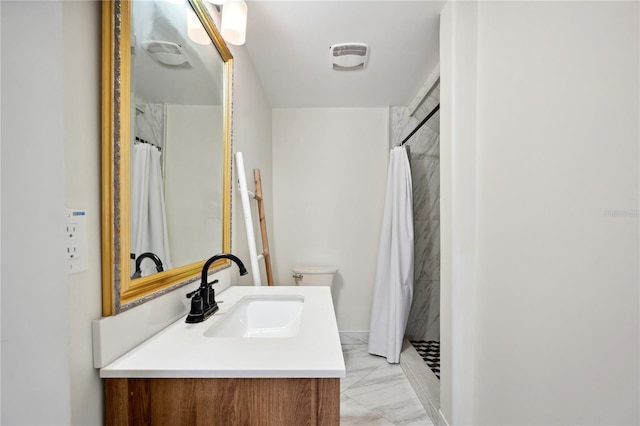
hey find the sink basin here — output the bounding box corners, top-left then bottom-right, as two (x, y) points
(204, 295), (304, 338)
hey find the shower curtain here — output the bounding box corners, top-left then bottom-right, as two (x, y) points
(131, 142), (172, 276)
(368, 146), (414, 363)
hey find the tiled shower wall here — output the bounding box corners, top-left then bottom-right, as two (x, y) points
(391, 104), (440, 342)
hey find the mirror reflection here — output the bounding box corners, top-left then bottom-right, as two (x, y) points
(129, 0), (225, 278)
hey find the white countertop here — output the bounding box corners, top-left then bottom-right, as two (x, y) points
(100, 286), (346, 379)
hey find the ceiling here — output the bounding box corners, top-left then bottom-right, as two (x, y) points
(244, 1), (445, 108)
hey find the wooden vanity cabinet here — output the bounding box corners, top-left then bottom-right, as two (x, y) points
(105, 377), (340, 425)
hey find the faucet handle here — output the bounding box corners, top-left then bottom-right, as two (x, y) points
(207, 280), (219, 307)
(189, 292), (204, 316)
(185, 279), (219, 299)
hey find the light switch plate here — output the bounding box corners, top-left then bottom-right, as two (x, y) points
(66, 209), (88, 273)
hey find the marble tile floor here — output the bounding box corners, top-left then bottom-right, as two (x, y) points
(340, 344), (433, 425)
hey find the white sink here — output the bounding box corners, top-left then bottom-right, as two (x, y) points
(204, 295), (304, 338)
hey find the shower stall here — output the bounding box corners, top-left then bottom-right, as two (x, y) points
(391, 80), (441, 413)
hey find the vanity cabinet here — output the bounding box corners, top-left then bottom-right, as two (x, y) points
(98, 288), (345, 425)
(105, 377), (339, 425)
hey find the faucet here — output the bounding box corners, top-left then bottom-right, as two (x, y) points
(131, 252), (164, 279)
(185, 253), (248, 323)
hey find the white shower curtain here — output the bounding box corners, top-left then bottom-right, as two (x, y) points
(368, 146), (414, 363)
(131, 143), (172, 276)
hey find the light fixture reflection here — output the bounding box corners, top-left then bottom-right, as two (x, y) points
(221, 0), (247, 46)
(186, 6), (211, 45)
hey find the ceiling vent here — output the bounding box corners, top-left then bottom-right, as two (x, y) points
(141, 41), (192, 69)
(330, 43), (369, 71)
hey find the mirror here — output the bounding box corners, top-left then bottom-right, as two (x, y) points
(102, 0), (233, 315)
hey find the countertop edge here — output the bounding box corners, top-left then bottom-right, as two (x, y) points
(100, 368), (346, 379)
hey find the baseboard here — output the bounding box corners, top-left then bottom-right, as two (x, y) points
(400, 338), (446, 426)
(339, 331), (369, 345)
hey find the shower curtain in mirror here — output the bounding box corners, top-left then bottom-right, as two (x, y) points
(368, 145), (414, 363)
(131, 142), (172, 276)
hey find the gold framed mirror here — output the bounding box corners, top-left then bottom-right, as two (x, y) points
(102, 0), (233, 315)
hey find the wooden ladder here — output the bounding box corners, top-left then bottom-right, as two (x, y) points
(236, 152), (273, 286)
(250, 169), (274, 286)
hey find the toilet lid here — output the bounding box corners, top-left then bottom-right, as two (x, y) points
(292, 266), (338, 274)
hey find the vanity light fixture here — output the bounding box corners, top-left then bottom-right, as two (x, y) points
(221, 0), (247, 46)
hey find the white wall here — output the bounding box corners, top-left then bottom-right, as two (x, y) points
(199, 2), (274, 286)
(272, 108), (388, 331)
(439, 1), (478, 422)
(1, 1), (72, 424)
(441, 1), (639, 424)
(226, 41), (274, 286)
(1, 1), (272, 424)
(62, 1), (104, 424)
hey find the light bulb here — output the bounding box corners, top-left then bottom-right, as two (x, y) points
(221, 0), (247, 46)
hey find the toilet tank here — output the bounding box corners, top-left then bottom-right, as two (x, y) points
(292, 266), (338, 287)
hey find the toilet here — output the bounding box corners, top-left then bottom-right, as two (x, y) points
(292, 266), (338, 288)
